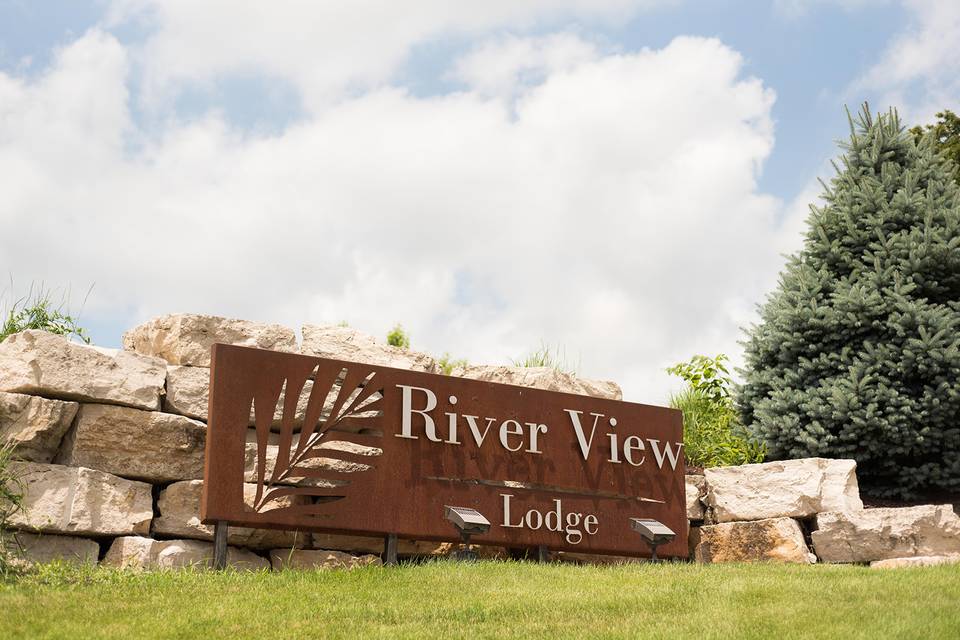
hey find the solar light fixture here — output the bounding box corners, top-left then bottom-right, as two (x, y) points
(444, 505), (490, 561)
(629, 517), (676, 562)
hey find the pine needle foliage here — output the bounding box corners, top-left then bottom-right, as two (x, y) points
(739, 105), (960, 498)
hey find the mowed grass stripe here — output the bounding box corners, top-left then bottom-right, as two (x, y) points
(2, 561), (959, 639)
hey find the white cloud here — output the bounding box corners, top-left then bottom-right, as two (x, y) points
(0, 26), (802, 404)
(773, 0), (883, 19)
(853, 0), (960, 122)
(106, 0), (665, 110)
(450, 32), (602, 98)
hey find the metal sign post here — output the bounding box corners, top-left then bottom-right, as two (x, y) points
(383, 533), (398, 566)
(212, 520), (228, 569)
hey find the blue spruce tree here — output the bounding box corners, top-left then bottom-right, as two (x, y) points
(739, 105), (960, 498)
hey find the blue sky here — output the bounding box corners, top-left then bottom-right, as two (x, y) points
(0, 1), (911, 197)
(0, 1), (956, 402)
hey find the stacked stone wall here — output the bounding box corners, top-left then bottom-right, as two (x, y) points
(1, 314), (958, 571)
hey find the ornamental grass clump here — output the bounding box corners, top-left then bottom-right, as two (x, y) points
(739, 105), (960, 498)
(667, 354), (765, 468)
(512, 342), (579, 375)
(0, 283), (90, 344)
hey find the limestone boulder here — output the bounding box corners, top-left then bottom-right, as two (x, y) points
(694, 517), (815, 563)
(870, 555), (960, 569)
(556, 552), (640, 565)
(0, 391), (79, 462)
(8, 462), (152, 536)
(57, 404), (205, 483)
(300, 325), (438, 372)
(103, 536), (269, 570)
(123, 314), (297, 367)
(164, 365), (323, 428)
(0, 330), (166, 411)
(451, 365), (622, 400)
(311, 533), (452, 556)
(686, 475), (705, 520)
(11, 532), (100, 566)
(162, 365), (211, 421)
(154, 480), (308, 549)
(703, 458), (863, 523)
(688, 525), (701, 560)
(812, 505), (960, 563)
(269, 549), (382, 570)
(243, 433), (377, 486)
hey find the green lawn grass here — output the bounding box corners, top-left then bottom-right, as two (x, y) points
(2, 561), (959, 639)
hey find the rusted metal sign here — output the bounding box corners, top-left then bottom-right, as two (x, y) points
(201, 344), (686, 558)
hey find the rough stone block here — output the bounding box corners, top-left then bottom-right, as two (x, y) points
(688, 525), (701, 560)
(269, 549), (382, 570)
(57, 404), (206, 483)
(162, 365), (211, 421)
(242, 431), (378, 487)
(311, 533), (452, 556)
(0, 391), (78, 462)
(154, 480), (308, 549)
(870, 555), (960, 569)
(164, 365), (323, 427)
(694, 517), (815, 563)
(686, 474), (705, 520)
(300, 325), (438, 373)
(0, 330), (166, 411)
(704, 458), (863, 523)
(452, 364), (622, 400)
(102, 536), (269, 570)
(555, 552), (640, 565)
(812, 505), (960, 563)
(11, 532), (100, 566)
(8, 462), (152, 536)
(123, 314), (297, 367)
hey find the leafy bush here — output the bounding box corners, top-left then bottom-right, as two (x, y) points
(0, 442), (25, 577)
(668, 355), (765, 468)
(386, 323), (410, 349)
(437, 353), (468, 375)
(739, 106), (960, 498)
(512, 342), (579, 375)
(1, 284), (90, 344)
(910, 109), (960, 185)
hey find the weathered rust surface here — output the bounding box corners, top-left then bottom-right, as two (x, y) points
(201, 344), (686, 558)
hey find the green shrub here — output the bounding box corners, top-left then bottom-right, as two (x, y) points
(1, 284), (90, 344)
(738, 106), (960, 498)
(386, 324), (410, 349)
(668, 354), (765, 468)
(0, 442), (25, 578)
(437, 353), (468, 375)
(910, 109), (960, 185)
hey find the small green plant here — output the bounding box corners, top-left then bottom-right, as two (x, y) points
(512, 342), (579, 375)
(437, 353), (468, 375)
(0, 441), (25, 578)
(386, 324), (410, 349)
(0, 284), (91, 344)
(667, 354), (764, 468)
